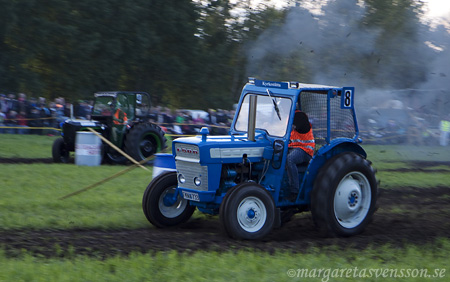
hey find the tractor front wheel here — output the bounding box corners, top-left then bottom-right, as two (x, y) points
(142, 172), (195, 227)
(104, 147), (127, 164)
(311, 152), (377, 237)
(52, 137), (70, 163)
(220, 183), (275, 240)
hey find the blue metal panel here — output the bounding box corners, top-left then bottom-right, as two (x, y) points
(316, 138), (366, 158)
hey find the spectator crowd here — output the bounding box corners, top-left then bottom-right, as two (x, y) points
(148, 107), (234, 136)
(3, 92), (447, 146)
(0, 93), (92, 135)
(0, 92), (234, 136)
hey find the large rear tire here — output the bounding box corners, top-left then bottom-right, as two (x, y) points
(220, 183), (275, 240)
(311, 152), (377, 237)
(142, 172), (195, 227)
(52, 137), (70, 163)
(125, 123), (167, 162)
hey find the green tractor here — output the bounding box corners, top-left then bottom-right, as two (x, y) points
(52, 91), (167, 164)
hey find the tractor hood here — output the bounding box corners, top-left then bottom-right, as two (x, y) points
(64, 119), (103, 128)
(172, 130), (274, 165)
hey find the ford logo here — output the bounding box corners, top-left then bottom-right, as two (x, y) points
(176, 147), (199, 155)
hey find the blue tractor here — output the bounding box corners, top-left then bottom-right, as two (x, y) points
(142, 78), (378, 240)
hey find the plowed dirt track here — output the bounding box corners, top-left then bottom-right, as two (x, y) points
(1, 158), (449, 258)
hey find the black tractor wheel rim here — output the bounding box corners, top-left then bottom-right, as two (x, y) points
(139, 135), (157, 158)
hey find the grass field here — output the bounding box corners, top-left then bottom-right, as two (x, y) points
(1, 242), (448, 282)
(0, 134), (58, 158)
(0, 134), (449, 281)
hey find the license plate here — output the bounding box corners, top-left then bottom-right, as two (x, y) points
(182, 191), (200, 202)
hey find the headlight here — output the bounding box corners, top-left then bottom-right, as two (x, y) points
(178, 174), (186, 184)
(194, 177), (202, 186)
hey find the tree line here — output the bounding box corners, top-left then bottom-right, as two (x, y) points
(0, 0), (447, 110)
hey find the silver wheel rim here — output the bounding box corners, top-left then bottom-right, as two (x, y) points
(334, 171), (371, 229)
(158, 187), (188, 218)
(237, 196), (267, 232)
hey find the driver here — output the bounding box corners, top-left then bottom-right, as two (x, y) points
(109, 100), (128, 141)
(286, 110), (315, 201)
(110, 101), (128, 125)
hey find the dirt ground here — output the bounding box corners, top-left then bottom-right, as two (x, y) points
(1, 159), (449, 258)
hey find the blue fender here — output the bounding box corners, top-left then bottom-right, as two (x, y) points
(316, 138), (366, 159)
(299, 138), (367, 203)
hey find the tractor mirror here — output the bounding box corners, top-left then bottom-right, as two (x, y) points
(273, 140), (284, 153)
(272, 140), (284, 169)
(136, 94), (142, 104)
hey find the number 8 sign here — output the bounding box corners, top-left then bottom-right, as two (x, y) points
(341, 87), (354, 109)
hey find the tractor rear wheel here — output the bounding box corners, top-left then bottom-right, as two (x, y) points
(220, 183), (275, 240)
(142, 171), (195, 227)
(52, 137), (70, 163)
(311, 152), (377, 237)
(125, 123), (167, 162)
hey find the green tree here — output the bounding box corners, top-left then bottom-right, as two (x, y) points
(2, 0), (204, 104)
(360, 0), (430, 88)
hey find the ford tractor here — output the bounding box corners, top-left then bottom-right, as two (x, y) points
(142, 78), (378, 240)
(52, 91), (166, 164)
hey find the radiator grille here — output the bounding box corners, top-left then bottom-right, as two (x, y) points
(176, 160), (208, 191)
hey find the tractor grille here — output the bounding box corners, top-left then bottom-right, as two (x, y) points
(176, 160), (208, 191)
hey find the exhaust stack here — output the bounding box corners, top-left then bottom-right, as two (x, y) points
(248, 95), (257, 141)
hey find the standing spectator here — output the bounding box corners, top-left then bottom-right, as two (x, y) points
(6, 94), (18, 113)
(207, 109), (217, 124)
(439, 114), (450, 146)
(0, 108), (5, 134)
(207, 109), (217, 134)
(216, 109), (228, 134)
(0, 94), (9, 114)
(75, 100), (89, 119)
(148, 106), (158, 123)
(5, 110), (18, 134)
(0, 94), (8, 134)
(160, 107), (174, 133)
(38, 97), (51, 135)
(156, 106), (164, 124)
(86, 100), (93, 120)
(216, 109), (227, 124)
(173, 110), (185, 134)
(58, 97), (71, 118)
(53, 98), (68, 128)
(166, 108), (174, 123)
(193, 112), (205, 125)
(16, 111), (29, 134)
(28, 105), (42, 135)
(48, 102), (60, 134)
(182, 111), (195, 135)
(65, 102), (73, 118)
(17, 93), (30, 115)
